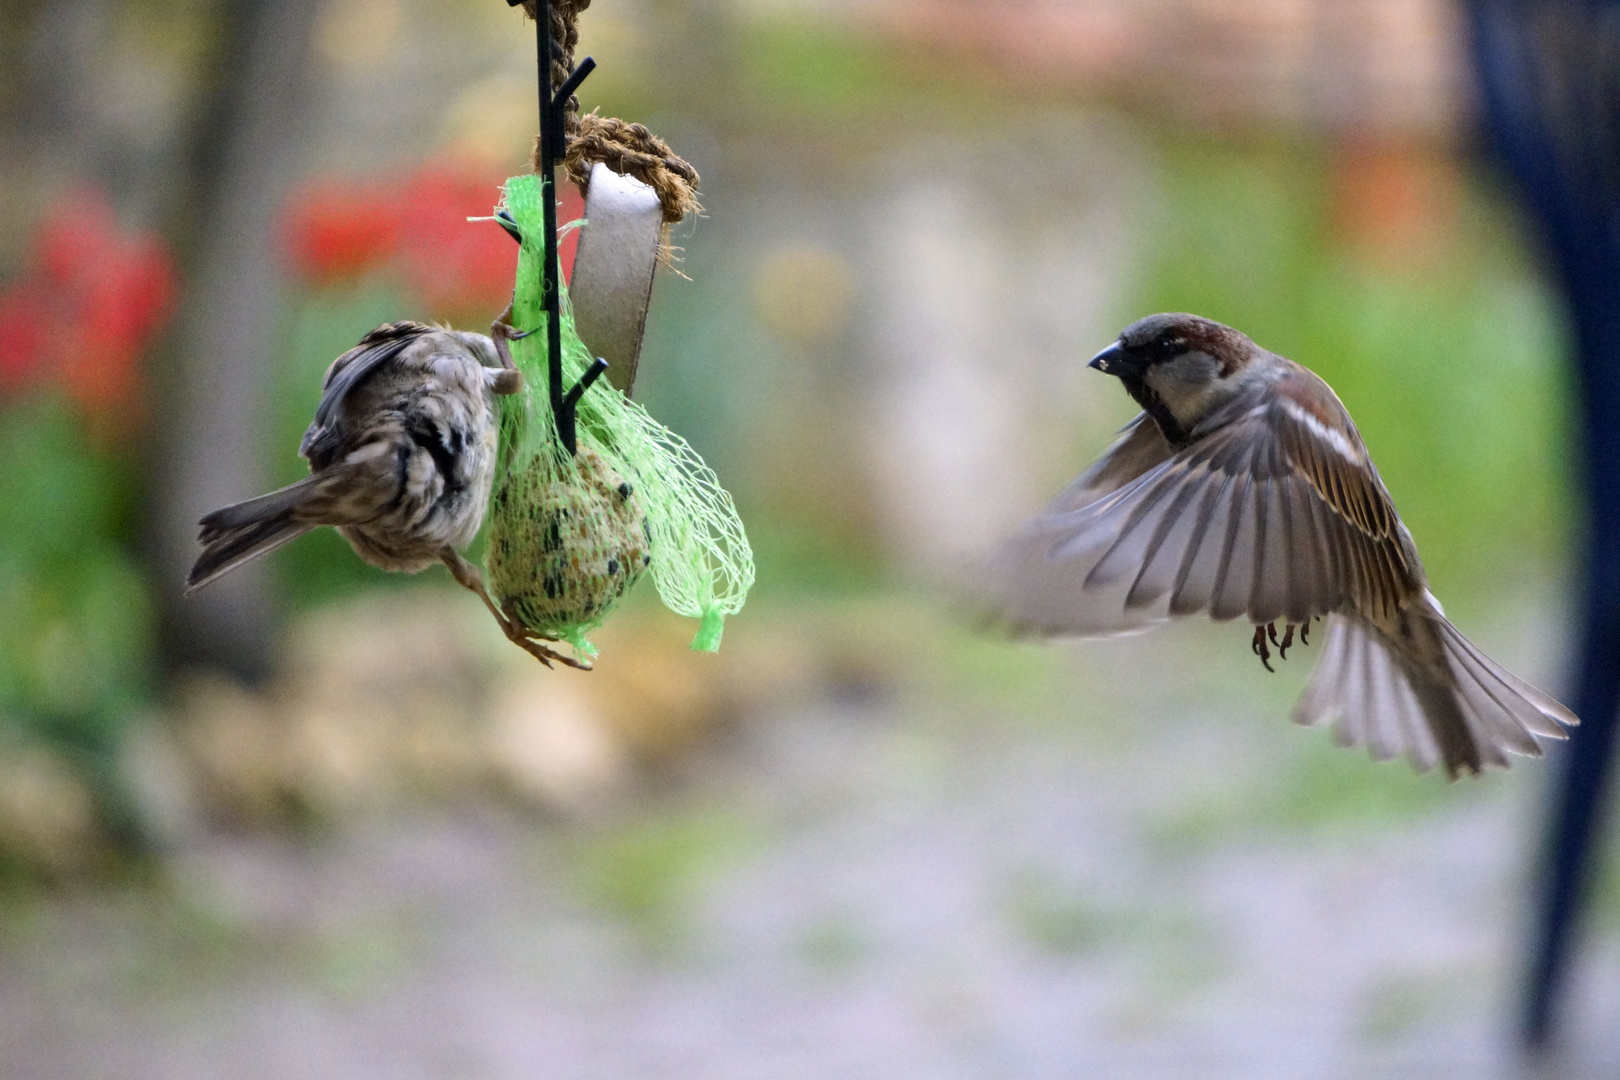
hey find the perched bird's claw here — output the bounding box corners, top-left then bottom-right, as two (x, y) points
(441, 548), (591, 670)
(489, 310), (532, 392)
(510, 630), (592, 671)
(490, 315), (536, 346)
(499, 598), (593, 671)
(495, 208), (522, 244)
(1278, 622), (1295, 660)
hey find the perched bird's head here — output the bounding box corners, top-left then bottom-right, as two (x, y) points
(1089, 314), (1263, 438)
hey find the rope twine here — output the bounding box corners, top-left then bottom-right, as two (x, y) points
(518, 0), (701, 224)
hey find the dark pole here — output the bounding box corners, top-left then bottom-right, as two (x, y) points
(1468, 0), (1620, 1053)
(152, 0), (322, 680)
(534, 1), (565, 451)
(513, 0), (601, 455)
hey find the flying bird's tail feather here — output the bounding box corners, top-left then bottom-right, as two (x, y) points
(186, 476), (323, 593)
(1294, 612), (1576, 779)
(1435, 616), (1576, 741)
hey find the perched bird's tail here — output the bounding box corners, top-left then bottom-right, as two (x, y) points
(1293, 608), (1577, 779)
(185, 477), (321, 594)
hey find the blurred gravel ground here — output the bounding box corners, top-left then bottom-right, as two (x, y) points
(0, 587), (1615, 1079)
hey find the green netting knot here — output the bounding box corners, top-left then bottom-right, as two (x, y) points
(691, 607), (726, 652)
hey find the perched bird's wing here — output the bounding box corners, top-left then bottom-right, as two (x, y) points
(982, 369), (1421, 636)
(300, 322), (432, 468)
(1046, 412), (1174, 512)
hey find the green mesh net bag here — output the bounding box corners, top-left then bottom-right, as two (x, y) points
(485, 173), (753, 663)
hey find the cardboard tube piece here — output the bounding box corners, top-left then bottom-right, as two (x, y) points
(570, 163), (663, 396)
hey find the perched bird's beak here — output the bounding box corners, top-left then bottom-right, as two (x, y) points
(1088, 341), (1142, 378)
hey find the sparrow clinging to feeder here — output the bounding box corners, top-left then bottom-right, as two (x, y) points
(186, 319), (580, 665)
(982, 313), (1577, 778)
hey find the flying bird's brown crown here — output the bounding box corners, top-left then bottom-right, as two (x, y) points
(1117, 313), (1255, 377)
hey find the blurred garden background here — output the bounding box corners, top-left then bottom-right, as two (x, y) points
(0, 0), (1609, 1075)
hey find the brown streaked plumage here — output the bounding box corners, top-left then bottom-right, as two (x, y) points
(984, 313), (1577, 778)
(185, 318), (591, 670)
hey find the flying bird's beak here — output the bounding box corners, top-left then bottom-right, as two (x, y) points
(1088, 341), (1141, 378)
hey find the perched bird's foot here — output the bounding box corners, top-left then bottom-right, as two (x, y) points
(441, 547), (509, 602)
(493, 299), (516, 337)
(490, 309), (534, 356)
(509, 631), (591, 671)
(499, 598), (593, 671)
(488, 314), (531, 395)
(1252, 624), (1275, 673)
(440, 547), (503, 615)
(490, 307), (534, 343)
(495, 208), (523, 244)
(440, 548), (591, 670)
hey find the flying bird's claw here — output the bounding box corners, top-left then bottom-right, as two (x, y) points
(1252, 624), (1275, 673)
(1252, 619), (1309, 668)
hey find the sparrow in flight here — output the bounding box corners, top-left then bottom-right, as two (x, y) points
(983, 313), (1577, 777)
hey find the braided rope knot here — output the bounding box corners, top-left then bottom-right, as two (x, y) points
(533, 113), (700, 224)
(517, 0), (699, 225)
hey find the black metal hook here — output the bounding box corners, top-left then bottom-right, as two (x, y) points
(556, 357), (609, 452)
(491, 216), (609, 456)
(503, 0), (601, 456)
(554, 57), (595, 103)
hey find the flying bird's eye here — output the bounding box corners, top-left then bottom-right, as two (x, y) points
(1151, 336), (1182, 359)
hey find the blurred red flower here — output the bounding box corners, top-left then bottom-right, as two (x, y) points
(0, 187), (176, 422)
(0, 283), (54, 390)
(283, 181), (403, 285)
(399, 165), (518, 317)
(280, 163), (583, 319)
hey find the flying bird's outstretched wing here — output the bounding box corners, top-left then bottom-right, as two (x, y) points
(982, 370), (1417, 636)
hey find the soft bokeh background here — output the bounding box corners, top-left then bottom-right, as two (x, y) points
(0, 0), (1608, 1075)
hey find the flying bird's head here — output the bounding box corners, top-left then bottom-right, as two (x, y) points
(1088, 313), (1264, 440)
